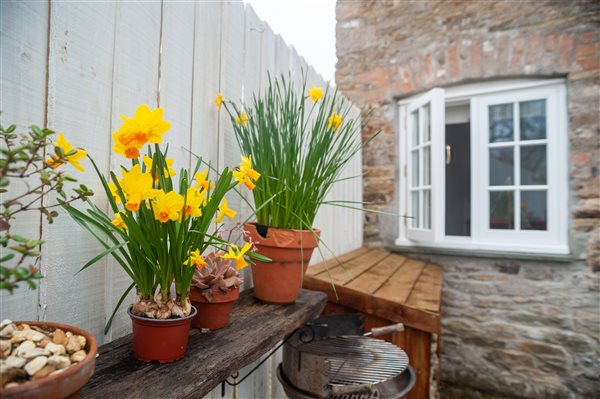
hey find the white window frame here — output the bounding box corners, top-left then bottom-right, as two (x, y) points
(396, 79), (569, 255)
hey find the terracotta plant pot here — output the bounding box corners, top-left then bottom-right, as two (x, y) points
(244, 223), (320, 304)
(189, 286), (240, 330)
(1, 321), (97, 399)
(127, 306), (196, 363)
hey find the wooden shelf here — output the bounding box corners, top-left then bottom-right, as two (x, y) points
(304, 247), (442, 334)
(81, 289), (327, 399)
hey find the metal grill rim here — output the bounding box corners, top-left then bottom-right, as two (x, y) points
(296, 336), (409, 386)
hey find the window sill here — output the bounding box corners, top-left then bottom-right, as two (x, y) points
(387, 243), (576, 263)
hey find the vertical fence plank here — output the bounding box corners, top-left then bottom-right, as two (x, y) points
(191, 1), (222, 167)
(41, 1), (117, 341)
(159, 1), (196, 172)
(219, 1), (245, 231)
(259, 24), (276, 88)
(105, 1), (162, 340)
(0, 1), (49, 321)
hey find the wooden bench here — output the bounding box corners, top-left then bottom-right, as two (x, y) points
(303, 247), (443, 399)
(81, 289), (327, 398)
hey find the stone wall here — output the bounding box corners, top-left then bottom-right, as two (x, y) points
(335, 0), (600, 397)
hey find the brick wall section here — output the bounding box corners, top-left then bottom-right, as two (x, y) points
(335, 1), (600, 398)
(336, 0), (600, 264)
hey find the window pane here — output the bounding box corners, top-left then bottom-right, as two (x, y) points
(520, 99), (546, 141)
(490, 147), (514, 186)
(521, 145), (547, 185)
(423, 146), (431, 185)
(490, 191), (514, 229)
(521, 190), (547, 230)
(423, 104), (431, 142)
(411, 150), (419, 188)
(423, 189), (431, 229)
(411, 111), (419, 146)
(411, 191), (419, 228)
(489, 103), (513, 143)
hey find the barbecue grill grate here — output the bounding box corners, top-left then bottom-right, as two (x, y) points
(297, 336), (409, 386)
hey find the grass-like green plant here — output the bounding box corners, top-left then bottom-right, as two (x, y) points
(223, 74), (376, 230)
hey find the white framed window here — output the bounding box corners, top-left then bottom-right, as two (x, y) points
(396, 79), (569, 254)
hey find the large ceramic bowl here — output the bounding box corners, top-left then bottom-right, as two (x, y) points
(1, 321), (97, 399)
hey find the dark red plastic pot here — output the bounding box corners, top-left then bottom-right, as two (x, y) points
(127, 306), (196, 363)
(190, 286), (239, 330)
(244, 223), (320, 304)
(1, 321), (97, 399)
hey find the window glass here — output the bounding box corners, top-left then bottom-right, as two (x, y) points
(489, 103), (513, 143)
(489, 147), (514, 186)
(411, 150), (419, 188)
(423, 146), (431, 185)
(423, 104), (431, 142)
(490, 191), (514, 229)
(520, 100), (546, 140)
(411, 191), (419, 228)
(423, 189), (431, 229)
(520, 145), (547, 185)
(411, 111), (419, 146)
(521, 190), (547, 230)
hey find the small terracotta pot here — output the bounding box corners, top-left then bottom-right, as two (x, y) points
(128, 306), (196, 363)
(1, 321), (97, 399)
(189, 286), (240, 330)
(244, 223), (320, 304)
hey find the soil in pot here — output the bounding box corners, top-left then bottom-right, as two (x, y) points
(244, 223), (320, 304)
(128, 306), (196, 363)
(189, 286), (239, 330)
(0, 320), (97, 399)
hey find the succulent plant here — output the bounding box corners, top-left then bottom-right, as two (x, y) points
(191, 251), (243, 301)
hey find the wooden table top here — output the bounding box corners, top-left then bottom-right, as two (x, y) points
(304, 247), (443, 334)
(81, 289), (327, 399)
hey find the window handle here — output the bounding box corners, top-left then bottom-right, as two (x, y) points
(446, 145), (452, 165)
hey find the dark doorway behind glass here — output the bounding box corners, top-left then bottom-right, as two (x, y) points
(445, 105), (471, 236)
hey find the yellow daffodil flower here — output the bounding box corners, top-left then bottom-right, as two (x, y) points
(215, 197), (236, 223)
(236, 112), (249, 128)
(184, 249), (206, 269)
(193, 169), (214, 191)
(308, 85), (323, 103)
(215, 92), (223, 109)
(222, 243), (251, 270)
(143, 155), (176, 180)
(119, 164), (159, 212)
(182, 188), (203, 218)
(108, 182), (122, 204)
(113, 105), (171, 158)
(111, 212), (127, 230)
(152, 190), (184, 223)
(233, 155), (261, 190)
(327, 112), (343, 132)
(46, 133), (87, 172)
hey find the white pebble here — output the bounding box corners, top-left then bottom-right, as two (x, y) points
(24, 356), (48, 376)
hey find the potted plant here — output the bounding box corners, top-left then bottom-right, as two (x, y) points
(0, 124), (97, 397)
(189, 249), (245, 330)
(61, 104), (263, 363)
(222, 75), (375, 304)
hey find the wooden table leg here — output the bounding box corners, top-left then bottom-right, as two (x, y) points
(404, 326), (431, 399)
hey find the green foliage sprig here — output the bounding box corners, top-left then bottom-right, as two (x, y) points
(0, 124), (92, 292)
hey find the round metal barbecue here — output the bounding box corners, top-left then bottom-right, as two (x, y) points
(280, 314), (415, 399)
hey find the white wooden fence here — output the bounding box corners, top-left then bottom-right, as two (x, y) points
(0, 1), (363, 397)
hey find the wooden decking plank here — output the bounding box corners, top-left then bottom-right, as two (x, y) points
(405, 263), (443, 313)
(307, 247), (371, 276)
(373, 259), (426, 304)
(346, 254), (408, 294)
(316, 249), (390, 286)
